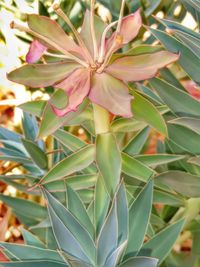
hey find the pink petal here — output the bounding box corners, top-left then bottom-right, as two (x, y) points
(89, 72), (133, 118)
(51, 68), (90, 117)
(26, 40), (47, 63)
(105, 9), (142, 53)
(106, 51), (179, 82)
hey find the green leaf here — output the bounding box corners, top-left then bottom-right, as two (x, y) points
(135, 154), (185, 167)
(139, 219), (185, 264)
(111, 118), (147, 133)
(0, 126), (21, 142)
(46, 173), (97, 191)
(22, 139), (48, 170)
(149, 78), (200, 117)
(97, 198), (118, 266)
(122, 153), (154, 182)
(148, 28), (200, 84)
(104, 241), (127, 267)
(160, 18), (200, 58)
(50, 89), (68, 110)
(0, 194), (47, 223)
(22, 112), (38, 141)
(153, 190), (184, 206)
(155, 171), (200, 197)
(53, 129), (86, 151)
(0, 261), (68, 267)
(0, 243), (63, 262)
(123, 127), (150, 156)
(168, 124), (200, 154)
(96, 133), (121, 197)
(38, 99), (89, 138)
(120, 257), (158, 267)
(44, 189), (95, 264)
(131, 91), (168, 137)
(116, 182), (128, 245)
(169, 117), (200, 135)
(20, 228), (45, 248)
(19, 101), (46, 117)
(66, 186), (94, 238)
(160, 68), (186, 91)
(40, 145), (95, 184)
(94, 174), (110, 236)
(53, 129), (96, 173)
(124, 180), (154, 259)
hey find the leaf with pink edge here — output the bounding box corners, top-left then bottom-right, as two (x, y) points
(27, 14), (81, 55)
(106, 51), (179, 82)
(51, 68), (90, 116)
(105, 10), (142, 53)
(7, 61), (80, 88)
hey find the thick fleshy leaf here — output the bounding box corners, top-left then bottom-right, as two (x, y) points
(0, 194), (47, 225)
(40, 145), (95, 184)
(45, 174), (97, 192)
(131, 91), (168, 137)
(148, 27), (200, 84)
(38, 98), (89, 138)
(94, 174), (110, 236)
(26, 40), (47, 63)
(116, 182), (128, 246)
(0, 243), (63, 262)
(66, 186), (94, 238)
(52, 68), (90, 116)
(20, 228), (45, 248)
(139, 219), (185, 264)
(155, 171), (200, 197)
(0, 261), (68, 267)
(80, 10), (107, 56)
(122, 153), (154, 182)
(111, 118), (147, 133)
(135, 154), (185, 167)
(169, 117), (200, 135)
(53, 129), (86, 151)
(19, 100), (46, 117)
(21, 139), (48, 170)
(44, 190), (95, 264)
(89, 72), (133, 118)
(27, 14), (81, 55)
(149, 78), (200, 117)
(106, 51), (179, 82)
(123, 127), (150, 156)
(50, 89), (68, 110)
(124, 181), (153, 259)
(120, 257), (158, 267)
(97, 200), (118, 266)
(105, 10), (142, 53)
(7, 61), (80, 88)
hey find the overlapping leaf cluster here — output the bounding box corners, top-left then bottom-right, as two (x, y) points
(0, 0), (200, 267)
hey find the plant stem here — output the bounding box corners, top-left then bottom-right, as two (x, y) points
(93, 104), (110, 134)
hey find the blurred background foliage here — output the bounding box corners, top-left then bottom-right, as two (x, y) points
(0, 0), (200, 266)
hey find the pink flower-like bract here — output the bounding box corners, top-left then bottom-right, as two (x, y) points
(8, 1), (179, 118)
